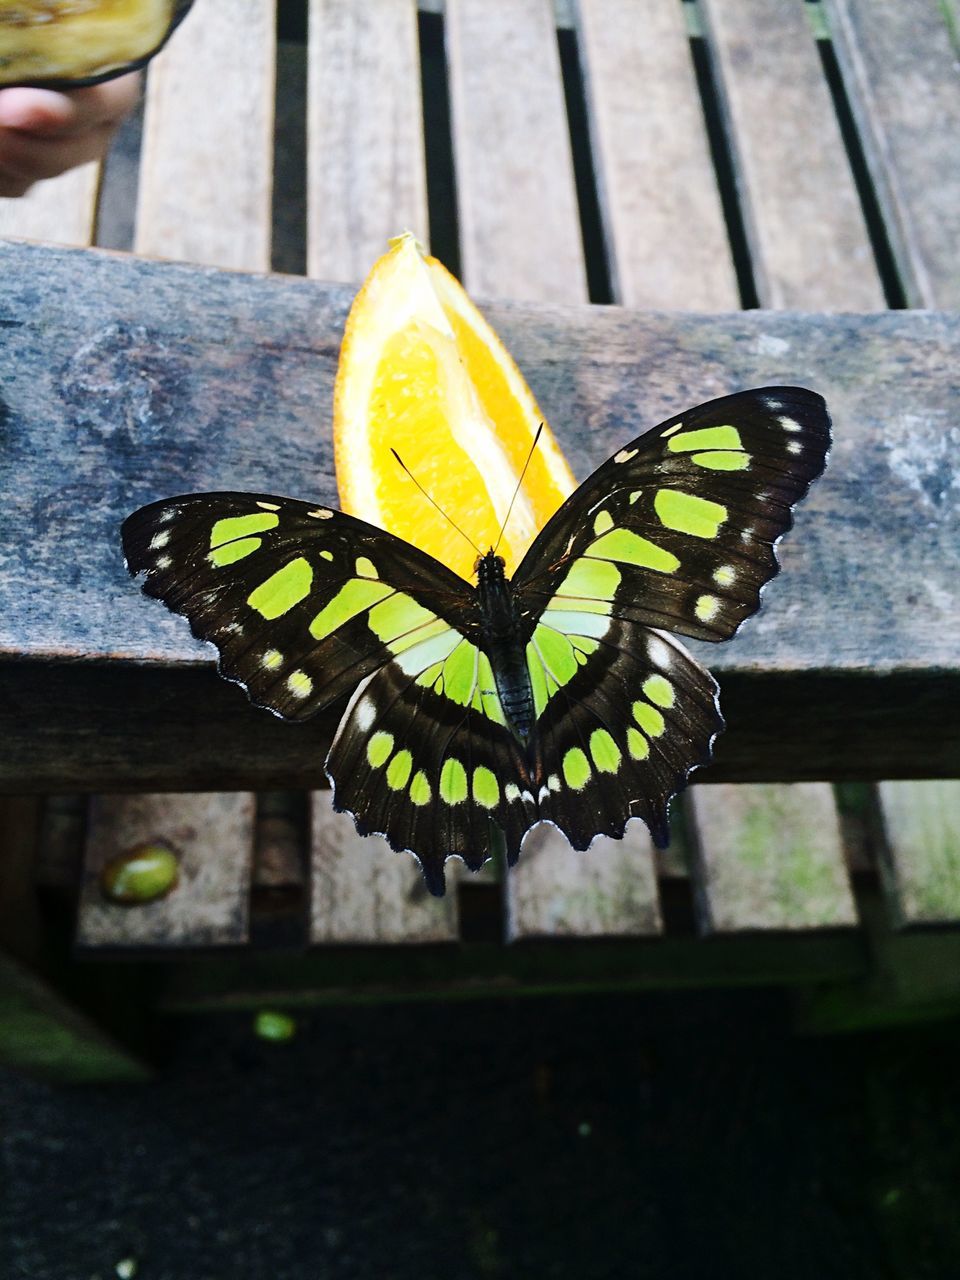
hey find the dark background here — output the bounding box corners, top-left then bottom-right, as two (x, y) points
(4, 991), (960, 1279)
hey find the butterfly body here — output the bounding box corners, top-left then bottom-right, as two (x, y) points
(122, 386), (831, 895)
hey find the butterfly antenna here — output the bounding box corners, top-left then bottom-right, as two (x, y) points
(390, 448), (482, 556)
(492, 421), (543, 556)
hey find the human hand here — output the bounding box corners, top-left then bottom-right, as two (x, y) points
(0, 73), (141, 197)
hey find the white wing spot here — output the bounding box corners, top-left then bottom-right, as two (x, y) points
(646, 635), (674, 670)
(661, 423), (684, 438)
(287, 670), (313, 698)
(548, 774), (561, 792)
(307, 508), (334, 519)
(614, 447), (638, 464)
(521, 791), (535, 807)
(695, 594), (720, 623)
(786, 439), (802, 455)
(355, 697), (375, 732)
(262, 649), (283, 671)
(764, 398), (783, 412)
(158, 507), (178, 524)
(149, 531), (170, 550)
(713, 565), (736, 587)
(778, 415), (801, 432)
(539, 786), (551, 803)
(505, 783), (521, 803)
(257, 501), (281, 511)
(155, 555), (172, 569)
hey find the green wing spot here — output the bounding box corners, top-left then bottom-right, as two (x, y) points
(209, 536), (262, 567)
(532, 625), (579, 687)
(691, 450), (750, 471)
(439, 758), (468, 805)
(262, 649), (283, 671)
(642, 675), (674, 708)
(589, 729), (621, 773)
(210, 512), (278, 546)
(409, 770), (431, 806)
(309, 578), (393, 638)
(667, 425), (742, 453)
(367, 731), (394, 768)
(593, 509), (614, 535)
(589, 528), (680, 573)
(286, 670), (313, 698)
(248, 557), (313, 619)
(355, 556), (377, 577)
(386, 749), (413, 790)
(441, 641), (479, 705)
(320, 550), (334, 562)
(562, 747), (591, 790)
(627, 728), (650, 760)
(654, 489), (726, 539)
(395, 624), (462, 676)
(415, 660), (445, 689)
(633, 701), (665, 737)
(526, 641), (550, 718)
(571, 635), (600, 658)
(557, 558), (621, 602)
(473, 766), (500, 809)
(368, 592), (437, 648)
(714, 565), (736, 587)
(695, 594), (720, 623)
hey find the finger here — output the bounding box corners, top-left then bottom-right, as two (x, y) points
(0, 120), (117, 183)
(0, 73), (141, 138)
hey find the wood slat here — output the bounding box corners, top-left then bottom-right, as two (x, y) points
(80, 5), (278, 952)
(0, 163), (100, 245)
(303, 0), (457, 940)
(306, 0), (428, 283)
(310, 794), (459, 943)
(701, 0), (884, 310)
(823, 0), (960, 307)
(507, 824), (661, 939)
(876, 781), (960, 926)
(688, 784), (856, 931)
(446, 0), (588, 302)
(135, 0), (276, 268)
(448, 0), (659, 936)
(575, 0), (738, 309)
(3, 243), (959, 788)
(77, 793), (255, 947)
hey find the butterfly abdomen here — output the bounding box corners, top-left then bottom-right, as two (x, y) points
(475, 550), (535, 743)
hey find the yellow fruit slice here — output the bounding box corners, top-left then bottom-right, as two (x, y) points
(333, 232), (576, 581)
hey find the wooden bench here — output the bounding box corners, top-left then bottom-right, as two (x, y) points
(1, 0), (959, 1079)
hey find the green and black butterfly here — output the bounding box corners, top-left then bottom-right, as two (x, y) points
(122, 386), (830, 895)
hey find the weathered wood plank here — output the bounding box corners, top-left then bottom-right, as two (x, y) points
(1, 242), (958, 787)
(876, 781), (960, 927)
(0, 163), (100, 245)
(507, 824), (661, 938)
(306, 0), (427, 282)
(135, 0), (275, 268)
(446, 0), (588, 302)
(77, 793), (255, 947)
(574, 0), (738, 309)
(310, 793), (459, 943)
(700, 0), (883, 310)
(304, 0), (456, 938)
(687, 784), (856, 931)
(455, 0), (663, 937)
(823, 0), (960, 307)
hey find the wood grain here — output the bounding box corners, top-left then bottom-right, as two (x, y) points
(688, 784), (856, 931)
(575, 0), (738, 309)
(306, 0), (428, 282)
(0, 163), (100, 246)
(310, 793), (459, 943)
(446, 0), (588, 302)
(823, 0), (960, 307)
(135, 0), (276, 268)
(1, 242), (958, 787)
(701, 0), (884, 310)
(78, 793), (255, 947)
(876, 781), (960, 926)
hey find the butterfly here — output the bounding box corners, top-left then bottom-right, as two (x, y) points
(121, 386), (830, 896)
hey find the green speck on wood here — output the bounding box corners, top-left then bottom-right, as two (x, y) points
(100, 841), (179, 905)
(254, 1009), (296, 1042)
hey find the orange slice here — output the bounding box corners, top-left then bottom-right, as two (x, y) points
(333, 232), (576, 581)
